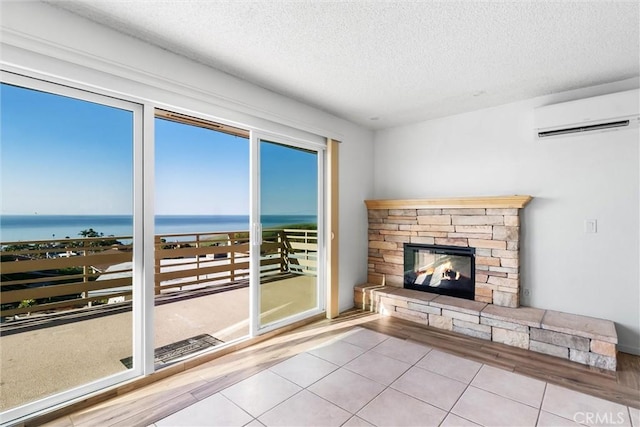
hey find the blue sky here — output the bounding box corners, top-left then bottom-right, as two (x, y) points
(1, 82), (318, 216)
(260, 140), (317, 216)
(155, 118), (250, 215)
(1, 83), (133, 215)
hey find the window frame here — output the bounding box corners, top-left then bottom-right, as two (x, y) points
(0, 70), (147, 424)
(249, 130), (326, 335)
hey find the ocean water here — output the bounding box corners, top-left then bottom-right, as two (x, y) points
(0, 214), (317, 243)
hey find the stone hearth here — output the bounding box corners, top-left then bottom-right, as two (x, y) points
(354, 285), (618, 371)
(366, 196), (532, 308)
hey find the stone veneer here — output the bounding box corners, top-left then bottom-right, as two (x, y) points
(355, 285), (618, 371)
(366, 196), (532, 308)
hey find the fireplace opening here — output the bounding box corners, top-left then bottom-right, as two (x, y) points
(404, 243), (475, 300)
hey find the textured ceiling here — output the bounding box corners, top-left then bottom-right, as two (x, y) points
(48, 1), (639, 130)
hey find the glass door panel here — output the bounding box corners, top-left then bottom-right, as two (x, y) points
(154, 112), (250, 363)
(258, 139), (320, 327)
(0, 75), (140, 419)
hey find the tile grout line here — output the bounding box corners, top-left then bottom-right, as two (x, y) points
(248, 331), (393, 425)
(365, 335), (458, 425)
(444, 357), (485, 425)
(219, 391), (260, 426)
(352, 338), (422, 424)
(336, 335), (397, 424)
(317, 331), (420, 425)
(534, 381), (549, 427)
(391, 344), (546, 425)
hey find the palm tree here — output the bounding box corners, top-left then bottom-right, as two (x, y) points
(78, 228), (101, 238)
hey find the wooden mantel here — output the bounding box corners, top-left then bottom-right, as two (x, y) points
(365, 195), (532, 210)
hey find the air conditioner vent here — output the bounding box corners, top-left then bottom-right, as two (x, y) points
(537, 120), (630, 138)
(534, 89), (639, 139)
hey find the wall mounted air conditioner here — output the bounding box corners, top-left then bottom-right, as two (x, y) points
(534, 89), (639, 139)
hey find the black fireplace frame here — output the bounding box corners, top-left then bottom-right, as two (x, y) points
(403, 243), (475, 300)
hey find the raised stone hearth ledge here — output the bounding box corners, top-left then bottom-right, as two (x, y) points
(365, 195), (533, 210)
(365, 195), (533, 308)
(354, 285), (618, 371)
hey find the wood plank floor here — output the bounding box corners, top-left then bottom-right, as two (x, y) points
(34, 310), (639, 427)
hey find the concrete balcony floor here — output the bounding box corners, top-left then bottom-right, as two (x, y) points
(0, 275), (316, 412)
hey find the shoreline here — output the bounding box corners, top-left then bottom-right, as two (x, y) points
(0, 214), (317, 243)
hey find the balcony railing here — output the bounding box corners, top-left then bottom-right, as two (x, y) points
(0, 228), (317, 319)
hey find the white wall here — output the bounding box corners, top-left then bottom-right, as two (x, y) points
(336, 136), (375, 311)
(374, 79), (640, 354)
(1, 1), (373, 315)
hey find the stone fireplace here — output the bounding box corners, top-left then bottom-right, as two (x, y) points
(360, 195), (619, 371)
(366, 195), (532, 308)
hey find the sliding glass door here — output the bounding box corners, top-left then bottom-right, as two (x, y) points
(0, 71), (143, 420)
(154, 111), (251, 362)
(0, 71), (326, 424)
(253, 136), (324, 330)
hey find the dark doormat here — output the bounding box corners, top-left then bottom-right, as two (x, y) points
(120, 334), (224, 369)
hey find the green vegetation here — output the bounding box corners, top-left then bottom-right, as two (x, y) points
(279, 223), (317, 230)
(58, 267), (83, 275)
(263, 223), (317, 240)
(233, 223), (317, 240)
(18, 299), (36, 309)
(0, 229), (122, 256)
(2, 243), (32, 252)
(78, 228), (102, 238)
(78, 229), (122, 247)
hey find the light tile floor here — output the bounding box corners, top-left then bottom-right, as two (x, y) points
(152, 327), (638, 427)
